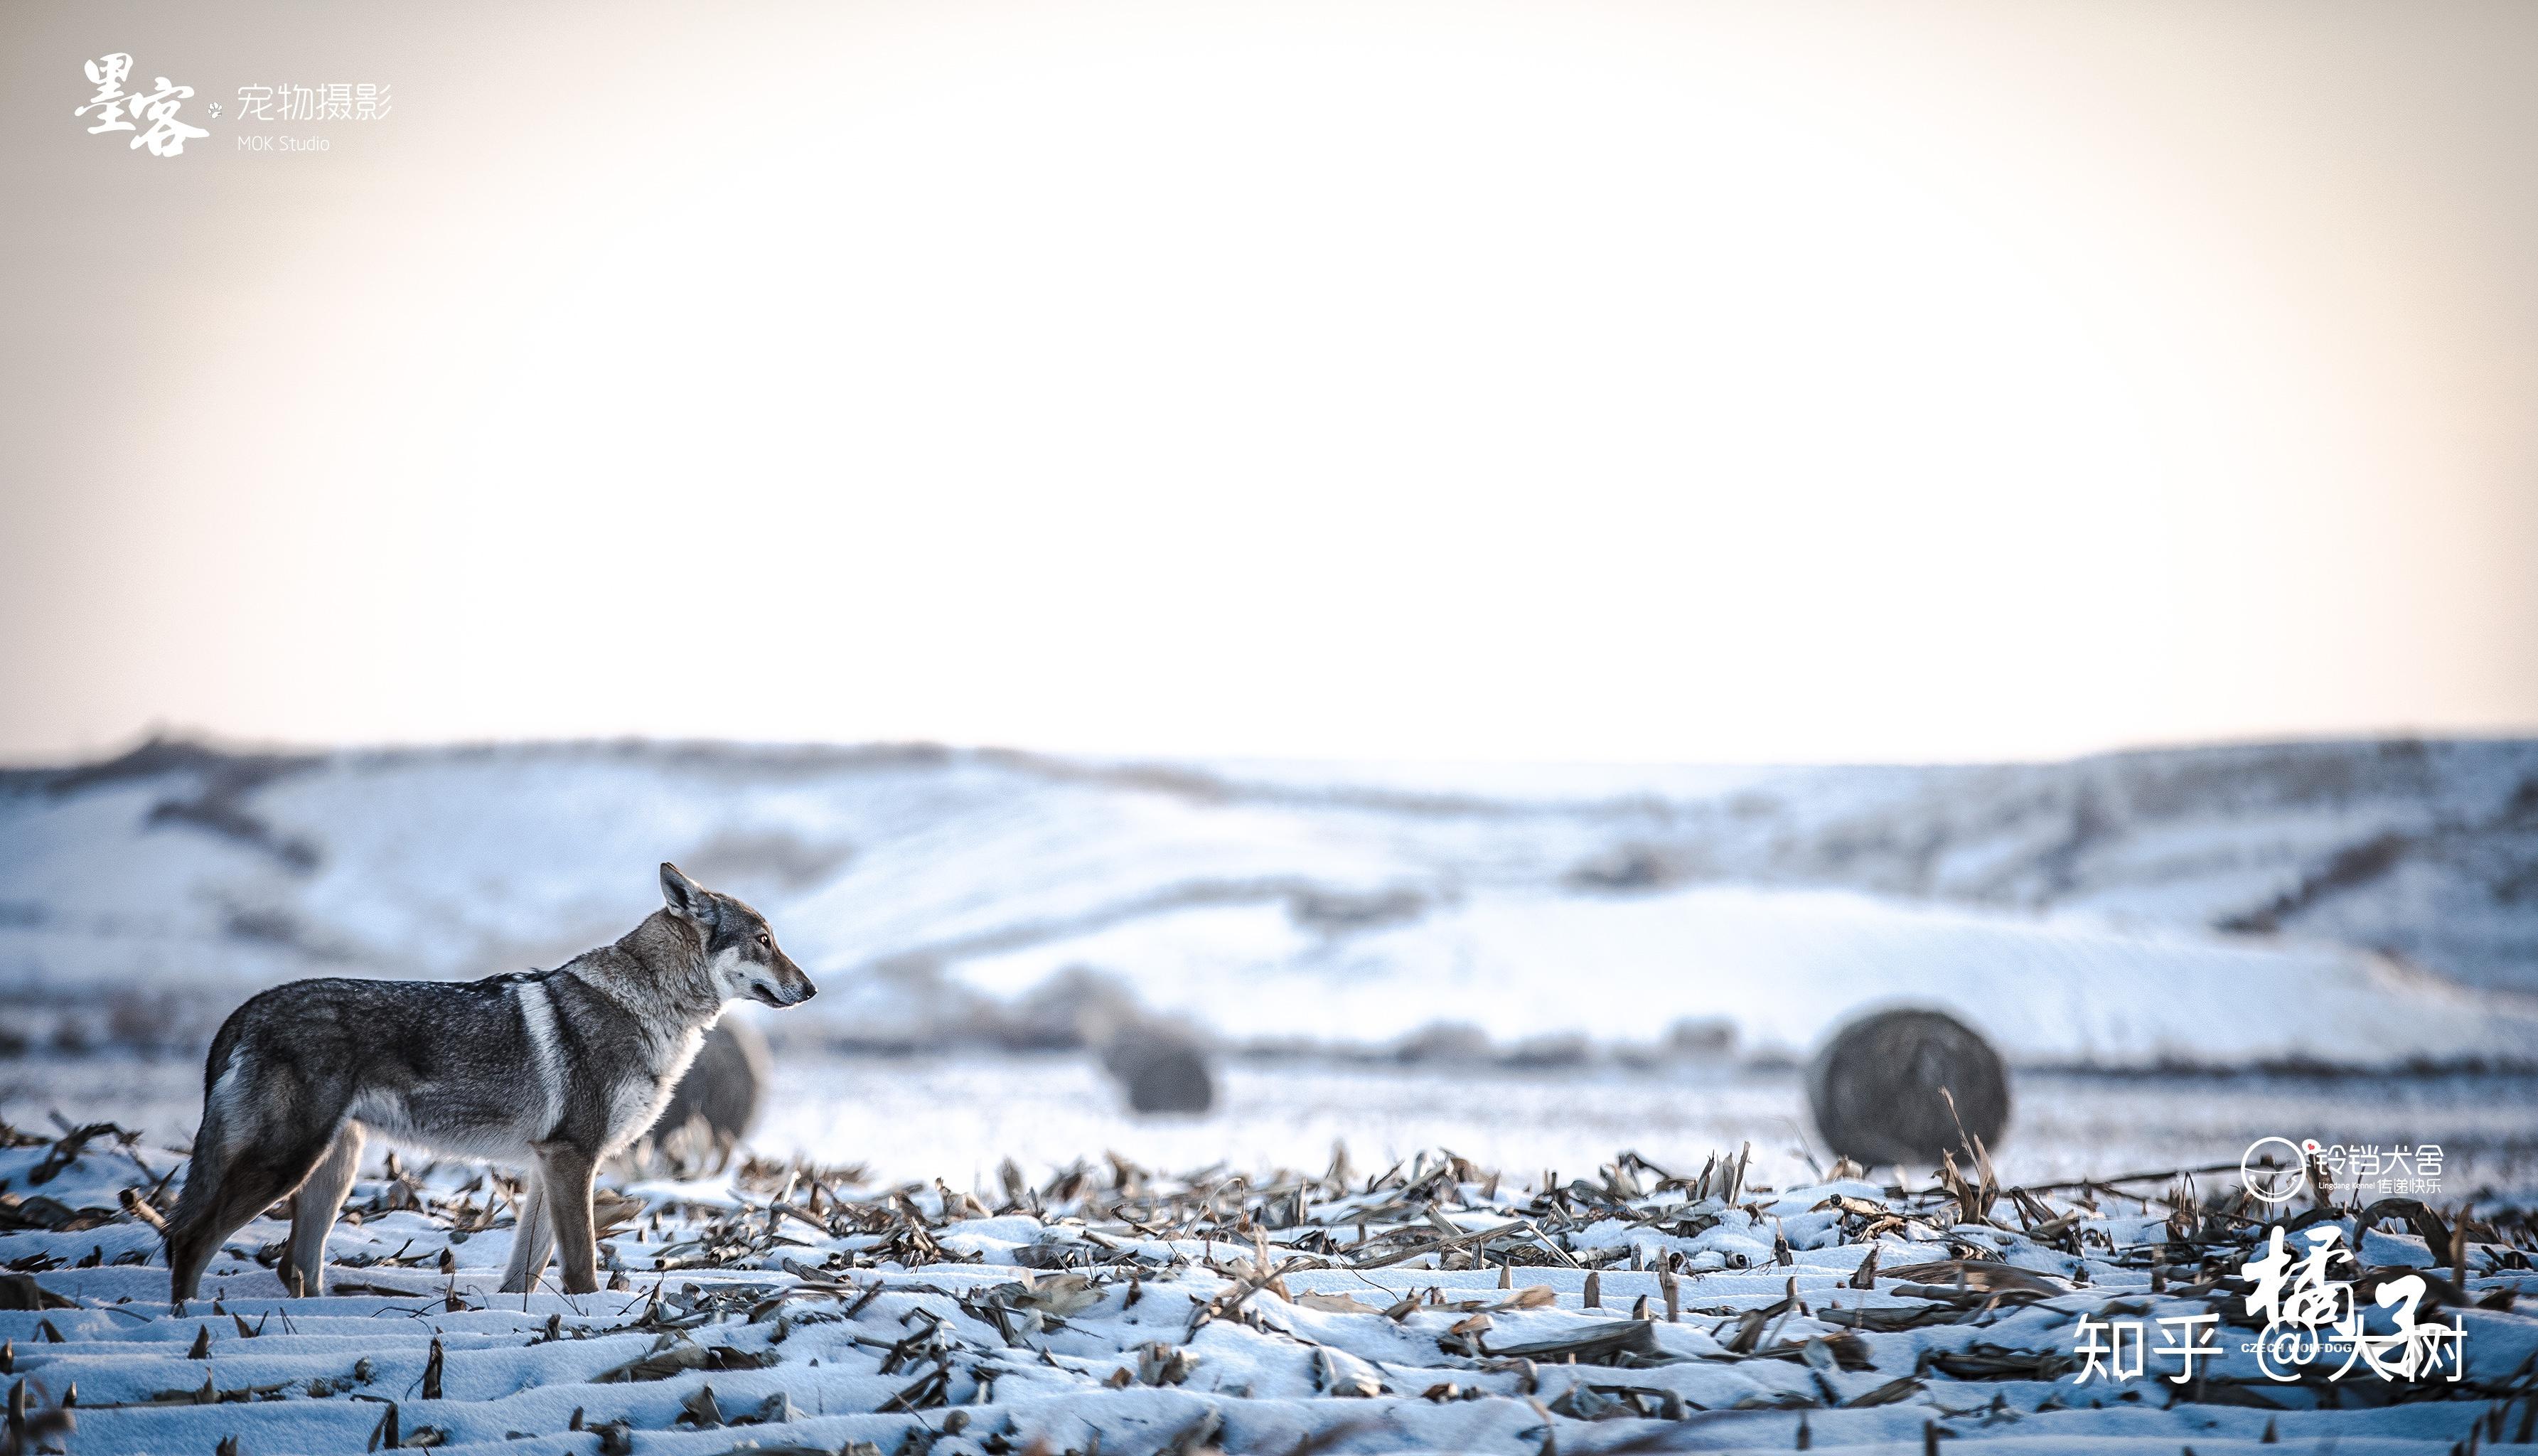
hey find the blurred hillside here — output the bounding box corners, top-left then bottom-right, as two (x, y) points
(1, 736), (2533, 1068)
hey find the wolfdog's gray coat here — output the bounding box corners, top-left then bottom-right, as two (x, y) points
(165, 863), (815, 1302)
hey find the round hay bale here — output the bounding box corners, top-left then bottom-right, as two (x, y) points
(646, 1018), (772, 1172)
(1100, 1027), (1216, 1115)
(1805, 1007), (2010, 1168)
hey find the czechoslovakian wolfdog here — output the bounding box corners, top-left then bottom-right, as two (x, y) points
(166, 864), (815, 1303)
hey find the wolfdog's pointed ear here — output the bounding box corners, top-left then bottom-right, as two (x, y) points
(660, 862), (716, 926)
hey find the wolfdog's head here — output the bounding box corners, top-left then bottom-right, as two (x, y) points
(659, 861), (819, 1007)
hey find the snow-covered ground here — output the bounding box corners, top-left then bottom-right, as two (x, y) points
(1, 1102), (2530, 1456)
(4, 737), (2537, 1069)
(12, 1051), (2538, 1204)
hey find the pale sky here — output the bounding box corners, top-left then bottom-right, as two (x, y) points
(4, 0), (2534, 766)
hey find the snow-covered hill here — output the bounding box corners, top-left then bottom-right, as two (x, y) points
(1, 737), (2534, 1068)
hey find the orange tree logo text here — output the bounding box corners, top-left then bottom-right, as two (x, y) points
(2070, 1226), (2466, 1386)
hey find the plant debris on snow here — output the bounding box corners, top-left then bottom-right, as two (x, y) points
(3, 1117), (2536, 1455)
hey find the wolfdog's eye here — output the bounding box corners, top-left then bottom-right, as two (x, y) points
(756, 932), (772, 948)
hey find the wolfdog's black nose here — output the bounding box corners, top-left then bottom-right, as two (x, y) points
(796, 981), (818, 1002)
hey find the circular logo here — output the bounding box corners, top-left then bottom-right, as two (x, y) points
(2241, 1136), (2308, 1204)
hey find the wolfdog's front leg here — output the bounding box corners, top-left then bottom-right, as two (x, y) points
(498, 1173), (554, 1294)
(536, 1144), (601, 1295)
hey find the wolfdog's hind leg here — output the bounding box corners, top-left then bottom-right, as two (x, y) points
(167, 1126), (334, 1306)
(284, 1123), (364, 1297)
(499, 1172), (555, 1293)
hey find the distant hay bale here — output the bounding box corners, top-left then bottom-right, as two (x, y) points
(641, 1019), (772, 1174)
(1099, 1026), (1216, 1115)
(1563, 843), (1674, 892)
(1003, 965), (1145, 1051)
(1393, 1021), (1494, 1065)
(1806, 1008), (2010, 1167)
(1662, 1017), (1737, 1060)
(1286, 887), (1428, 933)
(1501, 1032), (1592, 1069)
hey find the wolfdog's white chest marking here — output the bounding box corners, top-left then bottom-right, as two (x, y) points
(513, 978), (569, 1140)
(601, 1024), (704, 1154)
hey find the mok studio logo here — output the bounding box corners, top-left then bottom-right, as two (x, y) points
(74, 53), (208, 157)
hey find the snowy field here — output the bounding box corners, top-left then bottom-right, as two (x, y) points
(11, 1050), (2538, 1204)
(6, 738), (2538, 1450)
(2, 1090), (2533, 1456)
